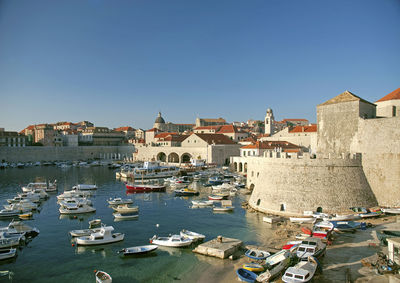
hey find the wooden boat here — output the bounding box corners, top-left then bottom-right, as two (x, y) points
(107, 198), (133, 206)
(125, 182), (166, 192)
(180, 230), (205, 241)
(245, 249), (270, 260)
(256, 250), (291, 282)
(296, 237), (326, 259)
(174, 188), (199, 196)
(376, 230), (400, 245)
(76, 226), (124, 246)
(111, 204), (139, 213)
(150, 234), (192, 247)
(301, 227), (312, 235)
(113, 212), (139, 220)
(290, 217), (316, 224)
(95, 270), (112, 283)
(282, 240), (302, 250)
(236, 268), (258, 283)
(313, 221), (334, 231)
(243, 263), (264, 272)
(118, 245), (158, 256)
(0, 248), (16, 260)
(282, 256), (319, 282)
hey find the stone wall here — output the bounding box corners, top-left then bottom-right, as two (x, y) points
(247, 154), (377, 216)
(351, 117), (400, 206)
(0, 145), (135, 162)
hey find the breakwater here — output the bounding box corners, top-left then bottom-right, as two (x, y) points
(0, 145), (135, 162)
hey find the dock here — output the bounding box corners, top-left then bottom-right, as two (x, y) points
(193, 236), (243, 259)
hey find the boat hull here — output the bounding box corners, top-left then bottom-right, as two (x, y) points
(76, 234), (124, 246)
(125, 184), (166, 192)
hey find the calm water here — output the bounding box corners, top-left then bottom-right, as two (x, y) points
(0, 166), (273, 282)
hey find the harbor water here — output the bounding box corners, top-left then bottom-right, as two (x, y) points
(0, 166), (275, 282)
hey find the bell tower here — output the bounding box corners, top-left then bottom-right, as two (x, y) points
(264, 108), (274, 135)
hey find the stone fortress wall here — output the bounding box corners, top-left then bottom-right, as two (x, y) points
(247, 153), (378, 216)
(0, 146), (135, 163)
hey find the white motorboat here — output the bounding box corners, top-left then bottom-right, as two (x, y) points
(72, 184), (97, 191)
(290, 217), (316, 224)
(4, 201), (37, 212)
(180, 230), (205, 241)
(107, 198), (133, 206)
(150, 234), (192, 247)
(213, 206), (234, 212)
(57, 190), (92, 200)
(323, 214), (361, 221)
(0, 209), (23, 218)
(113, 212), (139, 220)
(95, 270), (112, 283)
(18, 192), (41, 203)
(191, 200), (214, 207)
(2, 220), (39, 238)
(76, 226), (124, 246)
(296, 237), (326, 259)
(118, 245), (158, 256)
(256, 250), (291, 282)
(69, 219), (104, 237)
(111, 204), (139, 213)
(22, 181), (57, 193)
(212, 183), (235, 191)
(0, 248), (17, 260)
(313, 220), (334, 231)
(59, 203), (96, 214)
(0, 232), (24, 248)
(59, 197), (92, 207)
(282, 256), (319, 283)
(381, 208), (400, 214)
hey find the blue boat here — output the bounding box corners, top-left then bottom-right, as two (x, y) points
(245, 249), (270, 260)
(330, 221), (363, 232)
(236, 268), (258, 283)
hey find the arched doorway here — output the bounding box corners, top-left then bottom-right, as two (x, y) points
(168, 152), (179, 163)
(239, 163), (243, 172)
(234, 162), (238, 171)
(244, 163), (247, 173)
(157, 152), (166, 162)
(181, 153), (192, 163)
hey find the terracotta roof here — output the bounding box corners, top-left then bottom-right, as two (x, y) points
(241, 136), (257, 143)
(289, 124), (317, 133)
(115, 126), (135, 132)
(193, 133), (236, 145)
(146, 128), (159, 132)
(155, 132), (178, 139)
(282, 119), (309, 123)
(376, 88), (400, 102)
(319, 91), (376, 106)
(241, 141), (300, 151)
(216, 125), (239, 134)
(164, 135), (189, 142)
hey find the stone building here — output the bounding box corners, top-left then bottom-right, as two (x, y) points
(0, 128), (27, 147)
(375, 87), (400, 118)
(153, 112), (194, 133)
(238, 88), (400, 215)
(34, 124), (62, 146)
(79, 127), (125, 146)
(195, 117), (227, 127)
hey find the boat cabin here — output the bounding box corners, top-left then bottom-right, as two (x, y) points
(90, 226), (114, 240)
(296, 237), (324, 258)
(387, 237), (400, 265)
(284, 267), (312, 282)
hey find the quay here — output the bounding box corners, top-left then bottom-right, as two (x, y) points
(193, 236), (243, 259)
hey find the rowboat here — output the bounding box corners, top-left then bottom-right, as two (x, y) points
(72, 184), (97, 190)
(236, 268), (258, 283)
(323, 214), (361, 221)
(242, 262), (264, 272)
(150, 234), (192, 247)
(118, 245), (158, 256)
(95, 270), (112, 283)
(245, 249), (270, 260)
(180, 230), (205, 241)
(208, 195), (225, 201)
(256, 250), (291, 282)
(18, 212), (33, 220)
(330, 221), (362, 232)
(125, 183), (166, 192)
(213, 206), (234, 212)
(381, 208), (400, 215)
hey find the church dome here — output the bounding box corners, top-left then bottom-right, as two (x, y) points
(155, 112), (165, 124)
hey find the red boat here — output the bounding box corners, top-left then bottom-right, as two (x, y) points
(125, 183), (166, 193)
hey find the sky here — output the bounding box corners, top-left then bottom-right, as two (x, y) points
(0, 0), (399, 131)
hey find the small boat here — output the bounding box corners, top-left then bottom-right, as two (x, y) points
(111, 204), (139, 213)
(18, 212), (33, 220)
(59, 204), (96, 214)
(107, 198), (133, 206)
(76, 226), (124, 246)
(236, 268), (258, 283)
(180, 230), (205, 241)
(95, 270), (112, 283)
(89, 219), (102, 228)
(290, 217), (316, 224)
(282, 256), (320, 282)
(57, 190), (92, 200)
(330, 221), (362, 232)
(72, 184), (97, 190)
(118, 245), (158, 256)
(0, 248), (16, 260)
(125, 183), (166, 192)
(245, 249), (270, 260)
(282, 240), (302, 250)
(191, 200), (214, 207)
(301, 227), (312, 235)
(113, 212), (139, 220)
(59, 197), (92, 207)
(3, 220), (40, 238)
(208, 195), (225, 201)
(150, 234), (192, 247)
(296, 237), (326, 259)
(381, 208), (400, 215)
(0, 209), (23, 218)
(0, 232), (24, 248)
(213, 206), (234, 212)
(313, 221), (334, 231)
(242, 263), (264, 272)
(323, 214), (361, 221)
(257, 250), (291, 282)
(174, 188), (199, 196)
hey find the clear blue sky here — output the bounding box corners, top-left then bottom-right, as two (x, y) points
(1, 0), (399, 131)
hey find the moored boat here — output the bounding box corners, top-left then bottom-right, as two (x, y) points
(76, 226), (124, 246)
(296, 237), (326, 259)
(256, 250), (291, 282)
(191, 200), (214, 207)
(245, 249), (270, 260)
(242, 262), (264, 272)
(107, 198), (133, 206)
(72, 184), (97, 190)
(150, 234), (192, 247)
(282, 256), (320, 283)
(95, 270), (112, 283)
(236, 268), (258, 283)
(0, 248), (16, 260)
(118, 245), (158, 256)
(59, 203), (96, 214)
(113, 212), (139, 220)
(180, 230), (205, 241)
(290, 217), (316, 224)
(174, 188), (199, 196)
(125, 183), (166, 192)
(111, 204), (139, 213)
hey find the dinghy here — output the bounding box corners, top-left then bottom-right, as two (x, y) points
(118, 245), (158, 256)
(95, 270), (112, 283)
(180, 230), (205, 241)
(236, 268), (258, 283)
(245, 249), (270, 260)
(381, 208), (400, 215)
(208, 195), (225, 201)
(213, 206), (234, 212)
(290, 217), (316, 224)
(18, 212), (33, 220)
(150, 234), (192, 247)
(76, 226), (124, 246)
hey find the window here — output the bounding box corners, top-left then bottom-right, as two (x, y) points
(257, 199), (261, 206)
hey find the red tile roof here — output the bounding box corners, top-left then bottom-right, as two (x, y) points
(289, 124), (317, 133)
(376, 88), (400, 102)
(115, 126), (134, 132)
(146, 128), (159, 132)
(216, 125), (238, 134)
(155, 132), (178, 139)
(241, 141), (300, 151)
(193, 133), (237, 145)
(164, 135), (189, 142)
